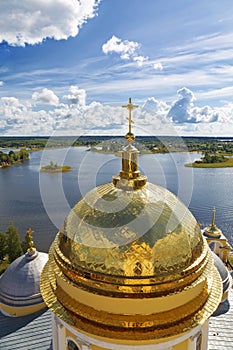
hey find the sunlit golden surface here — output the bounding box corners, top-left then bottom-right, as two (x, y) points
(59, 182), (203, 278)
(40, 180), (222, 341)
(40, 241), (222, 340)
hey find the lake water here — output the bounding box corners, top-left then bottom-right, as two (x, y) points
(0, 147), (232, 252)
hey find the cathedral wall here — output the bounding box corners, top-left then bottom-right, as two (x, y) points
(54, 317), (209, 350)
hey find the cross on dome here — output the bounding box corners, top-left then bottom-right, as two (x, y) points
(122, 97), (138, 142)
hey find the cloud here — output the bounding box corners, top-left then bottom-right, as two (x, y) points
(133, 55), (148, 67)
(32, 88), (59, 105)
(0, 81), (4, 86)
(168, 87), (196, 124)
(64, 86), (86, 105)
(0, 0), (101, 46)
(197, 86), (233, 100)
(102, 36), (165, 72)
(142, 97), (169, 115)
(191, 106), (218, 123)
(102, 35), (157, 69)
(153, 62), (163, 71)
(0, 86), (232, 136)
(102, 35), (140, 60)
(168, 87), (220, 124)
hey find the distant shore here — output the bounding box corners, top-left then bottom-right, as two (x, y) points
(0, 149), (29, 169)
(185, 158), (233, 168)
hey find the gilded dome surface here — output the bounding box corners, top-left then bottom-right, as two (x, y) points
(41, 99), (222, 342)
(58, 181), (203, 278)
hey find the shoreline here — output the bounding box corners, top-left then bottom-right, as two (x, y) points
(185, 158), (233, 168)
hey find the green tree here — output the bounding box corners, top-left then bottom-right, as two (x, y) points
(8, 150), (15, 162)
(6, 222), (23, 263)
(202, 152), (211, 163)
(19, 148), (29, 161)
(21, 230), (31, 254)
(0, 152), (9, 165)
(0, 232), (7, 261)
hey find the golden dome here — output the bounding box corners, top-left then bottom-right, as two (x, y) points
(58, 181), (203, 280)
(41, 181), (222, 341)
(41, 98), (222, 343)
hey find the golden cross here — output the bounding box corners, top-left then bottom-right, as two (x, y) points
(122, 98), (138, 134)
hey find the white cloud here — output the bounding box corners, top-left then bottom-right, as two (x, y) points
(142, 97), (169, 115)
(102, 36), (164, 71)
(153, 62), (163, 71)
(133, 55), (148, 67)
(0, 81), (4, 86)
(197, 86), (233, 100)
(0, 0), (101, 46)
(168, 87), (221, 124)
(64, 85), (86, 105)
(168, 87), (195, 124)
(32, 88), (59, 105)
(1, 86), (233, 136)
(102, 35), (140, 60)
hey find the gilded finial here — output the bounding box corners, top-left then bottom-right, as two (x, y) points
(203, 207), (222, 239)
(112, 98), (146, 190)
(27, 228), (36, 254)
(211, 207), (216, 228)
(122, 97), (138, 142)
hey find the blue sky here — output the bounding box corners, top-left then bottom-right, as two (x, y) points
(0, 0), (233, 136)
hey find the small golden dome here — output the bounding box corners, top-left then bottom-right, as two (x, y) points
(203, 207), (222, 238)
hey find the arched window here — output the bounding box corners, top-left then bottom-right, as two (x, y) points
(196, 332), (202, 350)
(67, 339), (80, 350)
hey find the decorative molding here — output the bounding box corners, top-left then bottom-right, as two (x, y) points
(57, 317), (202, 350)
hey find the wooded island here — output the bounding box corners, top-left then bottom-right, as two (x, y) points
(40, 160), (71, 173)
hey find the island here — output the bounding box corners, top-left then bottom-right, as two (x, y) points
(40, 161), (71, 173)
(185, 152), (233, 168)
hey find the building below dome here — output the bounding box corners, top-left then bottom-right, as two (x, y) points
(212, 252), (232, 303)
(0, 237), (48, 317)
(203, 208), (232, 264)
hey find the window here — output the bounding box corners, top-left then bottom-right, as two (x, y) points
(196, 332), (202, 350)
(67, 339), (80, 350)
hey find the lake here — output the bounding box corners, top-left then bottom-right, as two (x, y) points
(0, 147), (232, 252)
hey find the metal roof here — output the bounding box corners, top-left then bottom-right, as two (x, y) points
(209, 288), (233, 350)
(0, 308), (52, 350)
(0, 252), (48, 301)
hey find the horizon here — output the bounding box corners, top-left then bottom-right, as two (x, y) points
(0, 1), (233, 137)
(1, 134), (233, 140)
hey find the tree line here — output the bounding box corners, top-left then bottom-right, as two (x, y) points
(1, 136), (233, 155)
(0, 149), (29, 167)
(0, 222), (32, 274)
